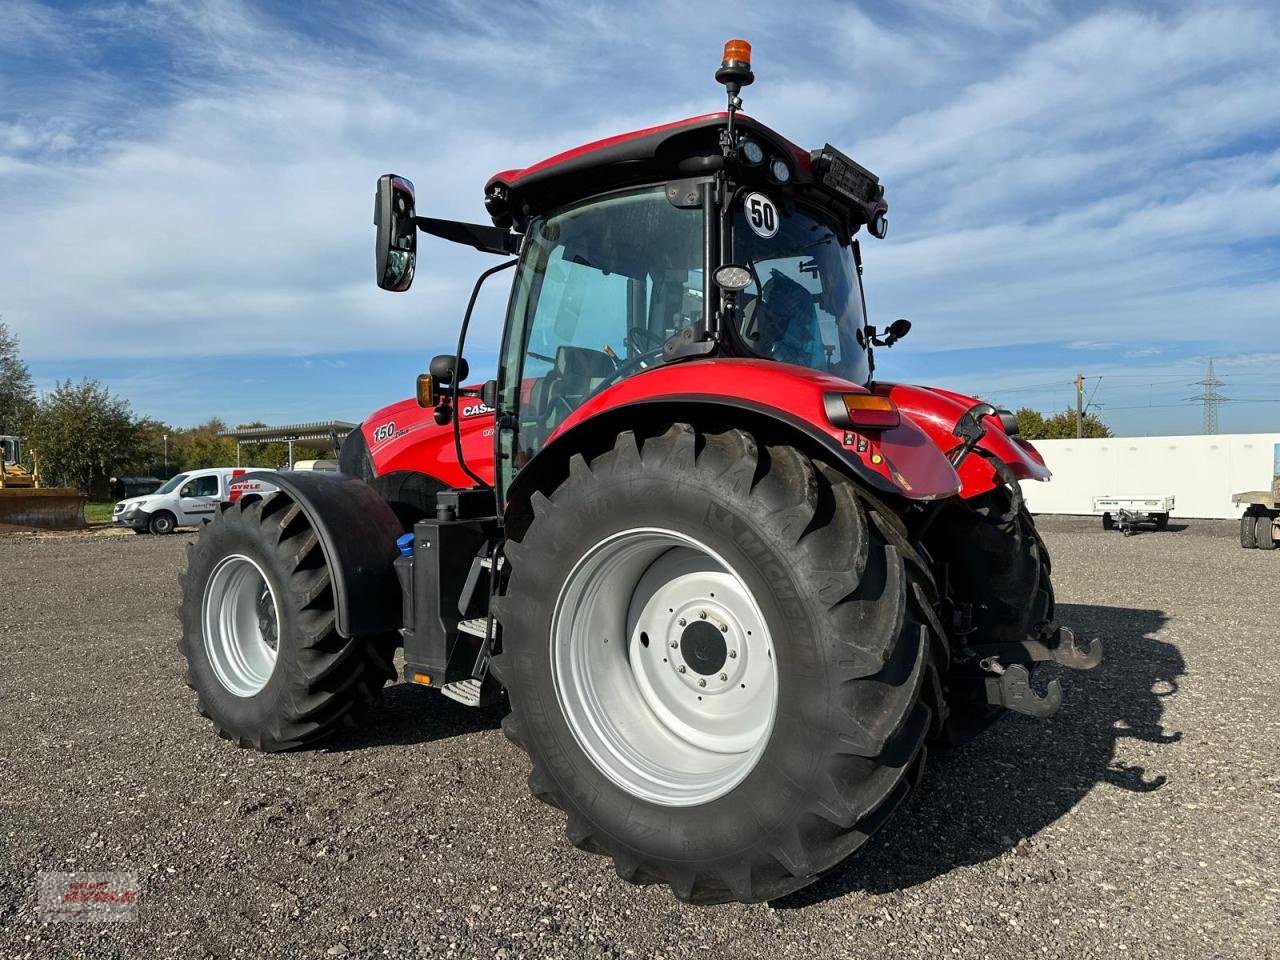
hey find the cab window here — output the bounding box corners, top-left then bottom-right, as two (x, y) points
(498, 186), (703, 488)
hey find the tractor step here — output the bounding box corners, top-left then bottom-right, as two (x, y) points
(458, 617), (489, 638)
(440, 677), (499, 708)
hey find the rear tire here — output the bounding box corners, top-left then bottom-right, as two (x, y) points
(149, 511), (176, 535)
(1258, 513), (1277, 550)
(179, 493), (398, 750)
(494, 423), (937, 904)
(1155, 513), (1169, 531)
(1241, 514), (1258, 549)
(1102, 512), (1114, 531)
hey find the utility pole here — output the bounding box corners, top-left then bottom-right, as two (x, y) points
(1190, 358), (1228, 435)
(1075, 373), (1084, 438)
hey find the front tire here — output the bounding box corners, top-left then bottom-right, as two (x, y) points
(1241, 513), (1258, 549)
(149, 511), (176, 535)
(179, 493), (397, 750)
(494, 424), (937, 904)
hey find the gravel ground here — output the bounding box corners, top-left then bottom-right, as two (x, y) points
(1, 517), (1277, 959)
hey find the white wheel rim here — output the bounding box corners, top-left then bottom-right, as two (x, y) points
(551, 528), (777, 807)
(202, 554), (280, 698)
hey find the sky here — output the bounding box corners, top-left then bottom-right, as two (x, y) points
(1, 0), (1278, 435)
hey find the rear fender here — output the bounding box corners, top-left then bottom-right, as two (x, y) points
(505, 358), (961, 533)
(232, 471), (404, 639)
(876, 383), (1051, 499)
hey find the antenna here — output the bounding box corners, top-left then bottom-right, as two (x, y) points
(1189, 358), (1228, 435)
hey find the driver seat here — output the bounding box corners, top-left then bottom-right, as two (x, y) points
(528, 345), (615, 433)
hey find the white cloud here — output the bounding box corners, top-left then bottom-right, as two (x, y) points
(0, 0), (1276, 383)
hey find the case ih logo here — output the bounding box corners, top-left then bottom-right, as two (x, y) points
(460, 402), (494, 418)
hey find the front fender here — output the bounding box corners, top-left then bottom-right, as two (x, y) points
(876, 383), (1051, 499)
(231, 471), (404, 639)
(520, 358), (960, 504)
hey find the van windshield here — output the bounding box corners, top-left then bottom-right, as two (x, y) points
(155, 474), (190, 496)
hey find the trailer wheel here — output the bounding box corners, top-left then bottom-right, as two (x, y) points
(1101, 512), (1114, 531)
(1258, 513), (1277, 551)
(149, 511), (177, 535)
(1155, 513), (1169, 531)
(179, 493), (398, 751)
(494, 424), (936, 905)
(1240, 514), (1258, 549)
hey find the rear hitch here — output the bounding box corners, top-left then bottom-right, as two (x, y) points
(980, 659), (1062, 718)
(970, 626), (1103, 718)
(1036, 625), (1103, 670)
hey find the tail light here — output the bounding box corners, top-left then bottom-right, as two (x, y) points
(824, 393), (900, 430)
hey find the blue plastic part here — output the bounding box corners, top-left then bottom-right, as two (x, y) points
(396, 532), (415, 558)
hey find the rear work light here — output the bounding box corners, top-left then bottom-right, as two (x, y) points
(824, 392), (901, 430)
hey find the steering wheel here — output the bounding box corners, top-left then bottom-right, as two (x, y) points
(591, 346), (665, 394)
(625, 326), (665, 354)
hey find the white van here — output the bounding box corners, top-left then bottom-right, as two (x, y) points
(113, 467), (273, 534)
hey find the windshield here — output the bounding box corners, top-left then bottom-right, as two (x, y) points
(154, 473), (190, 496)
(732, 195), (870, 384)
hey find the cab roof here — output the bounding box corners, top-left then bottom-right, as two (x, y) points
(483, 113), (814, 228)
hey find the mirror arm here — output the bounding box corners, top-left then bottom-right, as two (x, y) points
(415, 216), (520, 255)
(451, 258), (518, 490)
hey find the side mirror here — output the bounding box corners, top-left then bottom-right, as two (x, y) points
(430, 354), (468, 384)
(375, 174), (417, 291)
(417, 355), (469, 414)
(885, 318), (911, 345)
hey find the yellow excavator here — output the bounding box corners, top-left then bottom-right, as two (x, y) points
(0, 435), (86, 529)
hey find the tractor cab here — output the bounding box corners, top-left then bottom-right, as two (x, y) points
(374, 40), (895, 498)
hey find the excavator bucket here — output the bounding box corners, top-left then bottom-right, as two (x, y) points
(0, 488), (87, 529)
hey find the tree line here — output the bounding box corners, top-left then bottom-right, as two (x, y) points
(1, 321), (294, 497)
(1012, 406), (1112, 440)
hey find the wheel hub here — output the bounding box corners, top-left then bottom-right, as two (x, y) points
(679, 620), (726, 676)
(202, 554), (280, 698)
(551, 529), (778, 807)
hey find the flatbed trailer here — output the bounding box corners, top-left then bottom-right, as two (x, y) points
(1092, 495), (1174, 536)
(1233, 442), (1279, 550)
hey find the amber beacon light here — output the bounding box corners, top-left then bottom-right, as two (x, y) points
(716, 39), (754, 89)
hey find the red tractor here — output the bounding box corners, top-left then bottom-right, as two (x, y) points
(180, 41), (1101, 905)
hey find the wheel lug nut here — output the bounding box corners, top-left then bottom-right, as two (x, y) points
(669, 639), (678, 648)
(699, 610), (707, 619)
(678, 665), (687, 674)
(719, 673), (727, 681)
(678, 618), (686, 627)
(719, 622), (728, 633)
(728, 650), (737, 659)
(698, 678), (707, 687)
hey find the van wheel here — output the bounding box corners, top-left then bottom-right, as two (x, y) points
(149, 511), (177, 535)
